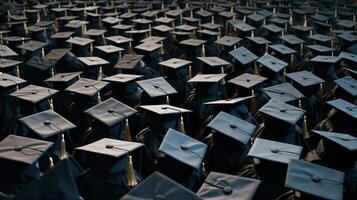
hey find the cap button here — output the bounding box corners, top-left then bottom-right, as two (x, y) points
(246, 79), (250, 82)
(351, 85), (355, 88)
(271, 149), (279, 153)
(280, 109), (286, 112)
(14, 146), (23, 151)
(311, 175), (321, 183)
(180, 144), (189, 150)
(229, 124), (237, 129)
(154, 194), (165, 200)
(108, 108), (114, 113)
(43, 120), (51, 126)
(105, 144), (114, 149)
(31, 91), (37, 94)
(223, 186), (233, 195)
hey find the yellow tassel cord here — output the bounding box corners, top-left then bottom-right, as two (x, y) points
(60, 134), (67, 160)
(49, 98), (54, 110)
(129, 41), (133, 53)
(201, 44), (206, 57)
(289, 15), (293, 26)
(124, 118), (132, 142)
(188, 65), (192, 80)
(251, 30), (255, 37)
(41, 48), (45, 58)
(243, 15), (246, 23)
(127, 155), (137, 187)
(177, 115), (185, 134)
(299, 43), (304, 56)
(250, 90), (257, 114)
(96, 92), (101, 104)
(16, 65), (20, 78)
(90, 43), (93, 56)
(48, 157), (54, 170)
(303, 15), (307, 27)
(302, 115), (310, 139)
(165, 95), (170, 105)
(97, 66), (103, 80)
(264, 44), (268, 55)
(220, 66), (226, 85)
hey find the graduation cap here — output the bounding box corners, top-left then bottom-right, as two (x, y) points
(17, 40), (47, 55)
(66, 37), (94, 56)
(0, 58), (22, 76)
(45, 48), (71, 62)
(228, 73), (267, 91)
(338, 51), (357, 64)
(0, 134), (54, 168)
(215, 36), (241, 48)
(285, 159), (344, 200)
(136, 77), (178, 104)
(308, 33), (334, 46)
(152, 24), (173, 33)
(76, 138), (143, 187)
(286, 70), (324, 96)
(207, 111), (256, 145)
(78, 57), (109, 80)
(233, 23), (255, 37)
(312, 130), (357, 153)
(45, 72), (82, 90)
(140, 36), (166, 44)
(334, 76), (357, 98)
(0, 44), (18, 57)
(326, 98), (357, 120)
(84, 97), (137, 141)
(159, 128), (207, 170)
(258, 99), (305, 125)
(155, 17), (175, 25)
(0, 73), (26, 91)
(306, 44), (334, 55)
(179, 38), (207, 56)
(121, 172), (203, 200)
(114, 54), (144, 71)
(263, 83), (305, 103)
(159, 58), (192, 79)
(65, 78), (109, 104)
(197, 56), (230, 68)
(229, 47), (258, 66)
(197, 171), (261, 200)
(257, 54), (288, 73)
(188, 74), (227, 83)
(134, 42), (162, 55)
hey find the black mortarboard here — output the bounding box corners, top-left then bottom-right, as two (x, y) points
(65, 78), (108, 98)
(188, 74), (226, 83)
(326, 99), (357, 120)
(197, 171), (261, 200)
(229, 47), (258, 65)
(334, 76), (357, 97)
(258, 99), (305, 124)
(114, 54), (144, 70)
(197, 56), (230, 67)
(0, 59), (22, 72)
(312, 130), (357, 152)
(285, 159), (344, 200)
(269, 44), (297, 55)
(0, 73), (26, 90)
(215, 36), (241, 47)
(136, 77), (177, 98)
(10, 84), (58, 104)
(0, 44), (18, 57)
(66, 37), (94, 47)
(207, 111), (256, 145)
(45, 72), (82, 90)
(286, 70), (324, 88)
(159, 58), (192, 70)
(121, 172), (204, 200)
(263, 83), (305, 103)
(228, 73), (267, 89)
(257, 54), (287, 72)
(306, 44), (334, 55)
(45, 48), (71, 62)
(17, 40), (47, 53)
(279, 34), (305, 46)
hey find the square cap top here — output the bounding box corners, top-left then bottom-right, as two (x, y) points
(215, 36), (241, 47)
(203, 96), (254, 106)
(159, 128), (207, 169)
(141, 10), (160, 18)
(17, 40), (47, 52)
(218, 11), (235, 18)
(337, 33), (357, 43)
(269, 17), (289, 25)
(0, 58), (22, 69)
(10, 85), (58, 104)
(291, 25), (314, 32)
(125, 29), (150, 35)
(279, 35), (305, 45)
(121, 172), (204, 200)
(197, 57), (230, 67)
(0, 45), (18, 57)
(95, 45), (124, 54)
(306, 44), (334, 53)
(78, 57), (109, 67)
(140, 105), (192, 115)
(337, 20), (356, 28)
(246, 36), (271, 45)
(257, 54), (288, 72)
(27, 25), (47, 33)
(51, 32), (74, 39)
(334, 76), (357, 96)
(338, 51), (357, 63)
(45, 48), (71, 61)
(175, 24), (198, 32)
(165, 9), (184, 17)
(179, 39), (206, 47)
(76, 138), (143, 158)
(188, 74), (226, 83)
(159, 58), (192, 69)
(312, 130), (357, 152)
(83, 29), (107, 37)
(155, 17), (175, 24)
(136, 77), (177, 98)
(269, 44), (297, 55)
(286, 159), (344, 200)
(103, 73), (143, 83)
(263, 24), (283, 33)
(119, 12), (138, 19)
(200, 23), (223, 30)
(229, 47), (258, 65)
(263, 83), (305, 103)
(342, 67), (357, 76)
(45, 72), (82, 83)
(228, 73), (267, 89)
(208, 111), (256, 144)
(85, 98), (137, 127)
(66, 37), (94, 46)
(209, 6), (226, 13)
(152, 25), (173, 32)
(25, 56), (55, 71)
(19, 110), (76, 139)
(259, 99), (305, 124)
(286, 70), (324, 87)
(0, 135), (53, 165)
(65, 78), (109, 97)
(310, 55), (341, 63)
(0, 73), (26, 89)
(247, 13), (266, 22)
(257, 9), (273, 17)
(134, 42), (162, 52)
(197, 171), (261, 200)
(248, 138), (302, 164)
(198, 29), (220, 36)
(195, 10), (213, 18)
(311, 14), (330, 22)
(327, 98), (357, 119)
(106, 35), (133, 44)
(2, 36), (30, 42)
(101, 17), (122, 25)
(308, 34), (334, 43)
(140, 36), (166, 44)
(131, 18), (153, 25)
(234, 23), (255, 32)
(111, 24), (135, 30)
(64, 20), (89, 29)
(115, 54), (144, 69)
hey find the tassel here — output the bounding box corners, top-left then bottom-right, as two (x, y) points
(309, 30), (313, 36)
(299, 43), (304, 56)
(289, 15), (293, 25)
(243, 15), (246, 22)
(263, 19), (266, 26)
(178, 115), (185, 134)
(48, 157), (54, 170)
(302, 115), (310, 139)
(285, 22), (288, 32)
(254, 61), (259, 75)
(201, 44), (206, 57)
(16, 65), (20, 78)
(49, 98), (54, 110)
(282, 68), (286, 82)
(60, 134), (67, 160)
(97, 66), (103, 80)
(96, 92), (101, 104)
(211, 16), (214, 24)
(160, 41), (164, 55)
(149, 24), (152, 36)
(250, 90), (257, 114)
(319, 83), (324, 100)
(303, 15), (307, 27)
(129, 41), (133, 53)
(273, 7), (276, 16)
(201, 162), (206, 173)
(41, 48), (45, 58)
(161, 2), (164, 10)
(290, 54), (294, 69)
(180, 14), (183, 25)
(220, 66), (226, 85)
(124, 118), (132, 142)
(265, 44), (268, 55)
(50, 68), (55, 77)
(281, 30), (284, 36)
(165, 95), (170, 104)
(188, 65), (192, 80)
(90, 43), (93, 56)
(127, 155), (137, 187)
(251, 30), (254, 37)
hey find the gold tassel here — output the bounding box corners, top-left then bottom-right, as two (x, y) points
(48, 157), (54, 170)
(60, 134), (67, 160)
(289, 15), (293, 26)
(129, 41), (133, 53)
(16, 65), (20, 78)
(127, 155), (137, 187)
(96, 92), (101, 104)
(250, 90), (257, 114)
(180, 14), (183, 25)
(220, 66), (226, 85)
(201, 44), (206, 57)
(303, 15), (307, 27)
(319, 83), (324, 100)
(302, 115), (310, 139)
(273, 7), (276, 16)
(285, 22), (288, 32)
(97, 66), (103, 80)
(49, 98), (54, 110)
(161, 2), (164, 10)
(188, 65), (192, 80)
(50, 68), (55, 77)
(281, 30), (284, 36)
(178, 115), (185, 134)
(299, 43), (304, 56)
(211, 16), (214, 24)
(243, 15), (246, 23)
(251, 30), (254, 37)
(124, 118), (132, 142)
(41, 48), (45, 58)
(165, 95), (170, 104)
